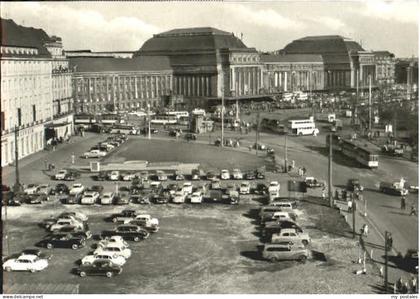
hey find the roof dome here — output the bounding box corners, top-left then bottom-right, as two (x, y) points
(135, 27), (247, 56)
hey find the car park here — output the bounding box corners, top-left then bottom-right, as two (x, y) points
(83, 149), (107, 159)
(76, 260), (123, 278)
(100, 192), (115, 205)
(270, 228), (310, 246)
(190, 191), (203, 204)
(81, 252), (126, 267)
(220, 169), (230, 180)
(81, 191), (100, 205)
(262, 243), (309, 263)
(38, 233), (86, 250)
(69, 183), (85, 195)
(108, 171), (120, 181)
(232, 169), (243, 180)
(100, 225), (149, 242)
(55, 170), (68, 180)
(239, 182), (251, 195)
(3, 254), (49, 272)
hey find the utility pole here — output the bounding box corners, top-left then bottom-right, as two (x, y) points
(284, 134), (288, 173)
(352, 194), (356, 238)
(384, 231), (391, 292)
(255, 112), (260, 156)
(147, 103), (151, 140)
(221, 84), (225, 148)
(328, 133), (333, 207)
(352, 69), (359, 126)
(368, 74), (372, 132)
(13, 126), (22, 192)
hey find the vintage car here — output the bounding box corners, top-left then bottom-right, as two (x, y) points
(76, 260), (123, 278)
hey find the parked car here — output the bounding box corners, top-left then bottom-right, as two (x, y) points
(76, 260), (123, 278)
(173, 171), (185, 181)
(49, 219), (85, 232)
(81, 191), (100, 205)
(190, 191), (203, 204)
(96, 171), (109, 181)
(130, 194), (151, 204)
(58, 211), (88, 222)
(25, 194), (48, 204)
(63, 193), (81, 204)
(100, 225), (150, 242)
(270, 228), (311, 246)
(206, 171), (217, 181)
(259, 206), (283, 223)
(82, 150), (107, 159)
(220, 169), (230, 180)
(108, 209), (138, 223)
(124, 214), (159, 232)
(265, 211), (296, 224)
(24, 184), (41, 195)
(191, 169), (201, 180)
(239, 182), (251, 195)
(304, 177), (325, 188)
(347, 178), (364, 192)
(55, 170), (68, 180)
(36, 184), (52, 196)
(210, 179), (221, 190)
(182, 182), (193, 195)
(3, 254), (49, 272)
(172, 190), (186, 204)
(38, 233), (86, 250)
(232, 169), (243, 180)
(69, 183), (85, 195)
(156, 171), (168, 181)
(114, 193), (130, 205)
(255, 169), (265, 179)
(152, 193), (169, 204)
(244, 171), (256, 180)
(64, 171), (81, 181)
(100, 192), (115, 205)
(88, 185), (104, 193)
(81, 252), (126, 267)
(185, 133), (197, 141)
(263, 221), (303, 240)
(268, 181), (280, 193)
(262, 243), (309, 263)
(97, 236), (129, 249)
(121, 172), (136, 181)
(108, 171), (120, 181)
(254, 183), (268, 195)
(55, 183), (70, 195)
(93, 243), (131, 260)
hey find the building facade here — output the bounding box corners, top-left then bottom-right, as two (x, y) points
(373, 51), (395, 86)
(1, 18), (73, 167)
(69, 56), (173, 113)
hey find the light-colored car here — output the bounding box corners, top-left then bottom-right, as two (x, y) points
(83, 149), (107, 159)
(81, 252), (126, 267)
(172, 190), (186, 204)
(58, 211), (88, 222)
(262, 244), (309, 263)
(3, 254), (49, 272)
(125, 214), (159, 232)
(182, 182), (193, 195)
(108, 171), (120, 181)
(97, 236), (129, 249)
(267, 211), (295, 223)
(101, 192), (115, 205)
(121, 173), (136, 181)
(232, 169), (243, 180)
(55, 170), (68, 180)
(69, 183), (85, 195)
(24, 184), (41, 195)
(156, 171), (168, 181)
(239, 182), (251, 194)
(81, 191), (100, 205)
(220, 169), (230, 180)
(190, 191), (203, 204)
(37, 184), (51, 195)
(271, 228), (311, 246)
(268, 181), (281, 193)
(94, 244), (132, 259)
(50, 219), (84, 232)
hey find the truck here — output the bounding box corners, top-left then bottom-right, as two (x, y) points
(317, 113), (336, 123)
(379, 182), (408, 196)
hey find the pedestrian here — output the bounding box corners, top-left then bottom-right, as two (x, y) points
(396, 277), (403, 293)
(402, 282), (409, 294)
(321, 190), (326, 200)
(362, 224), (369, 236)
(410, 276), (417, 293)
(401, 196), (406, 210)
(302, 167), (306, 176)
(347, 200), (353, 212)
(409, 205), (417, 216)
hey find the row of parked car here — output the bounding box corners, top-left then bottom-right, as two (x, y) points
(81, 134), (127, 159)
(255, 198), (312, 263)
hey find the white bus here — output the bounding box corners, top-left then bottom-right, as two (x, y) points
(151, 115), (178, 125)
(288, 118), (319, 136)
(166, 111), (189, 119)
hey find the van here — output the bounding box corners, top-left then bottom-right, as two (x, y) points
(262, 243), (309, 263)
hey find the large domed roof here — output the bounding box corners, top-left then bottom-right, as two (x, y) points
(135, 27), (248, 56)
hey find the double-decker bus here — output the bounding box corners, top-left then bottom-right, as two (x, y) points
(288, 118), (319, 136)
(74, 114), (96, 126)
(100, 113), (124, 125)
(166, 111), (189, 119)
(326, 134), (379, 168)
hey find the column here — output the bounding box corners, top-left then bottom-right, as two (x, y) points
(231, 67), (235, 92)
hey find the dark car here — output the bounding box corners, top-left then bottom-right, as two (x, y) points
(100, 225), (150, 242)
(152, 194), (169, 204)
(25, 194), (48, 204)
(64, 171), (81, 181)
(96, 171), (109, 181)
(191, 169), (201, 180)
(54, 225), (92, 240)
(244, 171), (256, 180)
(114, 193), (130, 205)
(130, 194), (151, 204)
(206, 171), (217, 181)
(20, 248), (52, 260)
(77, 260), (123, 278)
(88, 185), (104, 193)
(347, 178), (364, 192)
(254, 183), (268, 195)
(255, 170), (265, 179)
(63, 193), (82, 204)
(107, 209), (137, 223)
(38, 233), (86, 250)
(55, 183), (70, 195)
(185, 133), (197, 141)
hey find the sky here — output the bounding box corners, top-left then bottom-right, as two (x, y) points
(1, 1), (418, 57)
